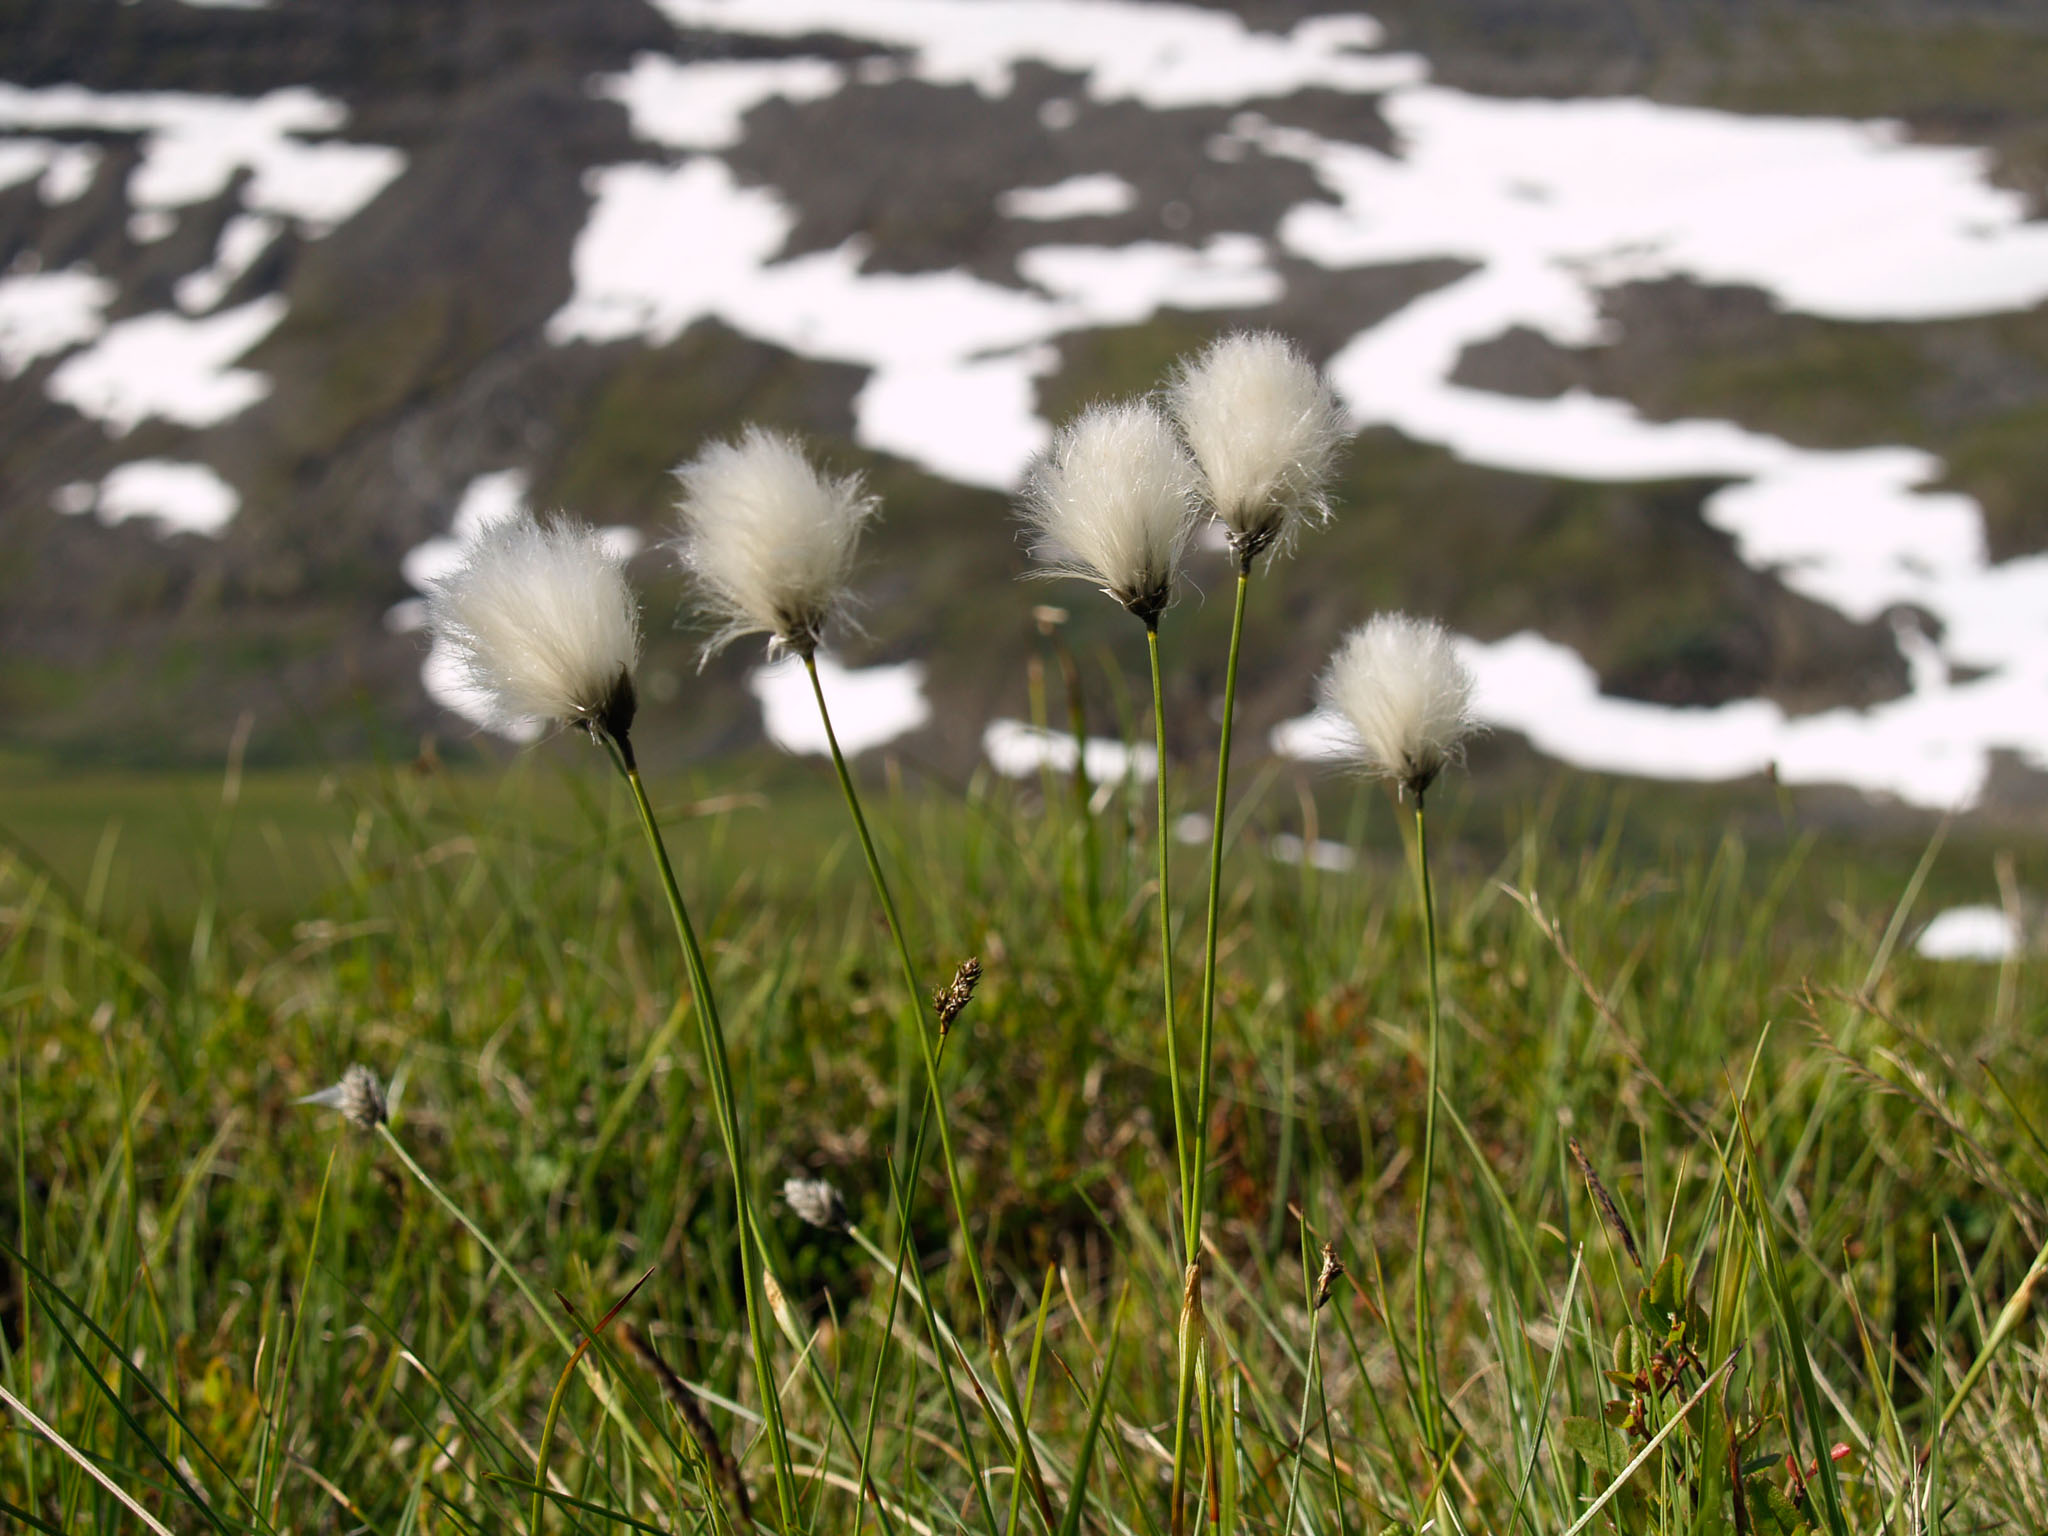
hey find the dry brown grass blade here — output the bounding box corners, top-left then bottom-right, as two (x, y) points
(620, 1321), (756, 1531)
(1568, 1138), (1644, 1272)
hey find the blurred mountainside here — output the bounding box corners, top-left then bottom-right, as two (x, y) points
(3, 0), (2048, 799)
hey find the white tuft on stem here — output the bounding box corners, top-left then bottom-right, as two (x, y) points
(783, 1176), (851, 1232)
(673, 426), (876, 661)
(1168, 330), (1346, 564)
(1019, 399), (1199, 627)
(298, 1064), (387, 1131)
(425, 511), (641, 747)
(1319, 613), (1479, 799)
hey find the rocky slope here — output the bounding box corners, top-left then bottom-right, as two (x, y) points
(1, 0), (2044, 814)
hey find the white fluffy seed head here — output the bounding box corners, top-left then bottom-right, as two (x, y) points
(1319, 613), (1479, 799)
(298, 1064), (388, 1131)
(783, 1176), (850, 1231)
(1019, 399), (1199, 627)
(426, 511), (641, 743)
(673, 426), (877, 660)
(1168, 330), (1347, 563)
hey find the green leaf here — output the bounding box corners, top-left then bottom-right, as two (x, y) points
(1642, 1253), (1689, 1340)
(1743, 1476), (1815, 1535)
(1056, 1286), (1128, 1536)
(1614, 1326), (1641, 1374)
(1564, 1414), (1630, 1476)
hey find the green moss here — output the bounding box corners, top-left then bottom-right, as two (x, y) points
(1037, 315), (1242, 425)
(1670, 326), (1934, 449)
(1944, 399), (2048, 558)
(1696, 16), (2048, 123)
(280, 287), (456, 454)
(544, 323), (864, 527)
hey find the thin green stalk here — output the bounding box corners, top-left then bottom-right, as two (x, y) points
(1004, 1266), (1059, 1536)
(12, 1010), (34, 1520)
(802, 654), (1041, 1536)
(376, 1123), (572, 1355)
(1937, 1220), (2048, 1434)
(1281, 1305), (1322, 1535)
(609, 743), (802, 1533)
(1188, 564), (1250, 1257)
(856, 1174), (1004, 1536)
(257, 1144), (335, 1524)
(1412, 800), (1447, 1471)
(1145, 623), (1192, 1235)
(1174, 562), (1249, 1536)
(1170, 1262), (1204, 1536)
(850, 1065), (985, 1536)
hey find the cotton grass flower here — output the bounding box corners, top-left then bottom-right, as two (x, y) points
(425, 511), (641, 753)
(1169, 330), (1347, 564)
(674, 426), (876, 660)
(1319, 613), (1479, 800)
(1020, 399), (1199, 628)
(783, 1176), (851, 1232)
(298, 1064), (387, 1131)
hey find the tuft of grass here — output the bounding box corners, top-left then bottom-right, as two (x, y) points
(2, 743), (2045, 1533)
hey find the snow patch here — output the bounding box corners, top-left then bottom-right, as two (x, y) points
(998, 172), (1138, 221)
(0, 84), (405, 233)
(60, 460), (241, 536)
(982, 718), (1157, 782)
(175, 213), (284, 313)
(1915, 906), (2019, 962)
(750, 652), (932, 755)
(1275, 624), (2048, 811)
(1269, 832), (1357, 872)
(552, 156), (1284, 487)
(47, 295), (286, 433)
(599, 53), (846, 152)
(0, 266), (115, 376)
(645, 0), (1422, 108)
(1198, 86), (2048, 809)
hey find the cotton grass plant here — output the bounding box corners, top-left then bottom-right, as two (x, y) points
(1169, 332), (1347, 1530)
(1169, 334), (1348, 1281)
(1019, 396), (1217, 1527)
(677, 426), (1055, 1533)
(427, 508), (803, 1528)
(1319, 611), (1480, 1507)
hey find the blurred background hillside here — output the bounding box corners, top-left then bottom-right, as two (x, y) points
(3, 0), (2048, 834)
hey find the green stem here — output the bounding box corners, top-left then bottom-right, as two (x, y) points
(851, 1046), (998, 1536)
(1146, 624), (1192, 1238)
(802, 656), (1030, 1536)
(1188, 565), (1249, 1258)
(849, 1053), (961, 1536)
(1282, 1242), (1323, 1536)
(1412, 800), (1446, 1473)
(610, 743), (802, 1533)
(376, 1122), (573, 1356)
(1174, 562), (1250, 1534)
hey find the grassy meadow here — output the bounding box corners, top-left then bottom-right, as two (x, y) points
(3, 733), (2047, 1534)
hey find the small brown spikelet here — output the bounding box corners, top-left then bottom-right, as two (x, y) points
(1313, 1243), (1344, 1310)
(933, 956), (982, 1034)
(1569, 1138), (1643, 1271)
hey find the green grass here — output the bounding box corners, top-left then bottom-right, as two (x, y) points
(3, 738), (2047, 1533)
